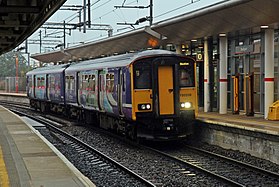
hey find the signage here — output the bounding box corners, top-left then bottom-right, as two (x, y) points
(196, 53), (203, 61)
(235, 45), (254, 54)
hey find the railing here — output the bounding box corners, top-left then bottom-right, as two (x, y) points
(0, 77), (26, 93)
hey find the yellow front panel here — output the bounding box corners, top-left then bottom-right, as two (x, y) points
(180, 88), (198, 116)
(158, 66), (174, 115)
(133, 89), (152, 111)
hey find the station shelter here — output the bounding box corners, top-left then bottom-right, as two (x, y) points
(30, 0), (279, 120)
(175, 29), (278, 119)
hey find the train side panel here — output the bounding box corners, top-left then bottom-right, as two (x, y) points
(34, 74), (47, 100)
(26, 75), (34, 98)
(122, 66), (132, 120)
(78, 70), (98, 109)
(65, 72), (77, 104)
(47, 73), (65, 103)
(105, 68), (118, 115)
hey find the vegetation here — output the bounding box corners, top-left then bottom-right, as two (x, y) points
(0, 51), (33, 77)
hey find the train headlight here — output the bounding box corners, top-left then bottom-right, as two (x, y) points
(141, 105), (146, 110)
(138, 103), (151, 110)
(181, 102), (192, 109)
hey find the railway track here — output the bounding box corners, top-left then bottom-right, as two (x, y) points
(11, 109), (156, 187)
(2, 101), (279, 186)
(2, 102), (236, 186)
(145, 143), (279, 186)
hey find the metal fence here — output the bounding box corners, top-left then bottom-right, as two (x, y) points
(0, 77), (26, 93)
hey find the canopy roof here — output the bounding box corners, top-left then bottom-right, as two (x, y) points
(0, 0), (66, 55)
(32, 0), (279, 63)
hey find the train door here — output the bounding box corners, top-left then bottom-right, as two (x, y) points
(98, 71), (105, 111)
(46, 74), (50, 100)
(118, 69), (124, 116)
(77, 72), (82, 105)
(157, 66), (174, 115)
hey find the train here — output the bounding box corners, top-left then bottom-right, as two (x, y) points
(26, 50), (198, 140)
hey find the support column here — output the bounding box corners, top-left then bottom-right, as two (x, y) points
(175, 44), (182, 54)
(204, 39), (210, 112)
(219, 35), (228, 114)
(264, 29), (275, 119)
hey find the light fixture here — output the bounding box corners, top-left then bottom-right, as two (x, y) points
(219, 33), (226, 37)
(261, 25), (269, 29)
(191, 39), (197, 42)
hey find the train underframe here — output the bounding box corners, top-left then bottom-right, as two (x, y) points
(30, 99), (195, 141)
(136, 111), (195, 140)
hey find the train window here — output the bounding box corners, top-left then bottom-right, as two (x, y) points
(89, 75), (95, 91)
(179, 62), (195, 87)
(41, 77), (45, 88)
(106, 73), (114, 92)
(65, 76), (69, 90)
(122, 74), (126, 92)
(28, 76), (32, 89)
(69, 76), (75, 90)
(49, 76), (55, 89)
(36, 77), (41, 87)
(82, 75), (88, 89)
(134, 62), (151, 89)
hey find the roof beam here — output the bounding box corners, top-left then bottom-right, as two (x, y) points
(0, 6), (40, 13)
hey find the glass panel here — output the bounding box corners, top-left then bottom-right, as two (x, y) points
(134, 62), (151, 89)
(253, 73), (261, 93)
(254, 94), (260, 113)
(179, 61), (195, 87)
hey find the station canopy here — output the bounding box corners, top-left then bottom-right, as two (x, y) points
(32, 0), (279, 63)
(0, 0), (66, 55)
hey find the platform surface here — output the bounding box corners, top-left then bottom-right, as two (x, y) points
(0, 105), (95, 187)
(197, 111), (279, 136)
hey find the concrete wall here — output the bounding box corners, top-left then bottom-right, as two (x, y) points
(194, 122), (279, 165)
(0, 94), (29, 104)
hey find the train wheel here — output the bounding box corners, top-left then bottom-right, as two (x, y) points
(126, 123), (137, 141)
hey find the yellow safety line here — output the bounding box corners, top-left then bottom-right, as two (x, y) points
(0, 146), (10, 187)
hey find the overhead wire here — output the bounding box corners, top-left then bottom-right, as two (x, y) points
(155, 0), (201, 19)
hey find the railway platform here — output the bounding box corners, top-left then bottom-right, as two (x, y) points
(197, 111), (279, 136)
(0, 105), (95, 187)
(196, 111), (279, 165)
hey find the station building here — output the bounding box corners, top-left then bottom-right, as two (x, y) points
(175, 28), (279, 119)
(31, 0), (279, 120)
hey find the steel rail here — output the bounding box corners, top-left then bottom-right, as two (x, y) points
(10, 108), (156, 187)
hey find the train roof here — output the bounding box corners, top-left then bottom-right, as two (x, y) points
(65, 49), (175, 72)
(26, 64), (70, 75)
(26, 50), (179, 76)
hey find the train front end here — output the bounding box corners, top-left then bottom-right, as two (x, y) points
(131, 54), (198, 140)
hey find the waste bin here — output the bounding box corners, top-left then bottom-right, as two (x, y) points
(268, 100), (279, 120)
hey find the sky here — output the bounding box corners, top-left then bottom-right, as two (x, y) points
(25, 0), (224, 55)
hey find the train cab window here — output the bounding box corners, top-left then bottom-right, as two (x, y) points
(134, 61), (151, 89)
(179, 62), (195, 87)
